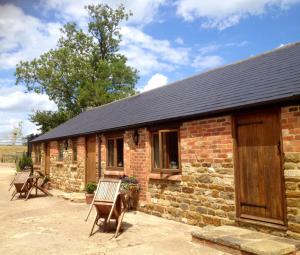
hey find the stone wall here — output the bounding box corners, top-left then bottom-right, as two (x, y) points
(46, 137), (86, 192)
(141, 116), (235, 227)
(282, 105), (300, 239)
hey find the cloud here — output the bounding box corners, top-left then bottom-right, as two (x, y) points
(120, 26), (190, 75)
(42, 0), (166, 26)
(141, 73), (168, 92)
(0, 82), (57, 136)
(175, 0), (300, 30)
(192, 55), (224, 71)
(0, 3), (62, 70)
(175, 37), (184, 45)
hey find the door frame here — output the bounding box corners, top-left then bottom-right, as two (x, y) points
(232, 107), (287, 226)
(44, 142), (50, 176)
(85, 134), (96, 184)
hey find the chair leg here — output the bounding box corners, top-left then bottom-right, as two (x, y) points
(89, 214), (99, 237)
(11, 191), (17, 201)
(115, 211), (125, 238)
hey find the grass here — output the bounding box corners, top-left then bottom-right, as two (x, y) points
(0, 145), (27, 155)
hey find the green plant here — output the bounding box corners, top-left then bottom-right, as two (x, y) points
(86, 182), (97, 194)
(120, 175), (139, 191)
(17, 153), (33, 172)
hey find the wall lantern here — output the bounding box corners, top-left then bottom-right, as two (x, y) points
(64, 139), (69, 150)
(133, 129), (139, 145)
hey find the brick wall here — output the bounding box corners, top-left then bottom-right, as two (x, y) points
(141, 116), (235, 227)
(282, 105), (300, 239)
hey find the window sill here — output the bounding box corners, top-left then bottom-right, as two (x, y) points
(149, 173), (182, 181)
(56, 161), (64, 166)
(104, 170), (124, 176)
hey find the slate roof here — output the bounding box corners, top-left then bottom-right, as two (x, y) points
(32, 42), (300, 142)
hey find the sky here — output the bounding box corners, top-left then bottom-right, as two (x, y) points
(0, 0), (300, 139)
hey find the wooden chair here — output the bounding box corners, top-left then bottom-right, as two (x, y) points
(10, 171), (31, 201)
(85, 179), (127, 238)
(8, 172), (17, 191)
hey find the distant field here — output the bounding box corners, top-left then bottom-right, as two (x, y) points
(0, 145), (27, 155)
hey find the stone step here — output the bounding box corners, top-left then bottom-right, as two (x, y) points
(51, 189), (86, 203)
(192, 225), (300, 255)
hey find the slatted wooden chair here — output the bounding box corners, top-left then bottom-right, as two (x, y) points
(8, 172), (17, 191)
(85, 179), (127, 238)
(10, 171), (31, 201)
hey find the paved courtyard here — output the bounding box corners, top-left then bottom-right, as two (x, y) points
(0, 164), (228, 255)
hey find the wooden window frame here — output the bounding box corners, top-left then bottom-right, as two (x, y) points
(72, 138), (78, 163)
(35, 144), (41, 164)
(57, 140), (64, 161)
(151, 128), (181, 174)
(106, 134), (124, 171)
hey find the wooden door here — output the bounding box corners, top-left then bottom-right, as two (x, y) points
(86, 135), (97, 184)
(45, 143), (50, 176)
(234, 109), (285, 225)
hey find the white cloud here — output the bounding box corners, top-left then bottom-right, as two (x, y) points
(175, 0), (300, 30)
(141, 73), (168, 92)
(175, 37), (184, 45)
(0, 3), (62, 70)
(120, 26), (190, 75)
(192, 55), (224, 71)
(42, 0), (166, 26)
(0, 82), (57, 136)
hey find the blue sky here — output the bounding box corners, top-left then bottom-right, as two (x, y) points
(0, 0), (300, 137)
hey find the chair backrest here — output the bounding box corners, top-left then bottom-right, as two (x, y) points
(14, 171), (30, 184)
(94, 179), (121, 203)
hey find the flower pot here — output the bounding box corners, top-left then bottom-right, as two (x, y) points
(45, 182), (52, 190)
(85, 193), (94, 204)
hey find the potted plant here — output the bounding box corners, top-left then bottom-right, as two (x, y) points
(85, 182), (97, 204)
(120, 175), (140, 210)
(16, 153), (33, 172)
(44, 176), (51, 190)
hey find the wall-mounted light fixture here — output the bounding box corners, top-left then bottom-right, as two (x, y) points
(133, 129), (139, 146)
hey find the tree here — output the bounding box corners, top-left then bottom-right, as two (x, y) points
(15, 4), (138, 133)
(11, 121), (23, 145)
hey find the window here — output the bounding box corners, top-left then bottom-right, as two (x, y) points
(107, 136), (124, 169)
(72, 139), (77, 162)
(152, 130), (180, 172)
(58, 141), (64, 161)
(35, 144), (41, 164)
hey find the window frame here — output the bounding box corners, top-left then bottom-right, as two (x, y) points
(106, 134), (124, 171)
(72, 138), (78, 162)
(151, 128), (181, 173)
(57, 140), (64, 161)
(34, 144), (41, 164)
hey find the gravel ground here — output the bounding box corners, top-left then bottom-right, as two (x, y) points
(0, 164), (228, 255)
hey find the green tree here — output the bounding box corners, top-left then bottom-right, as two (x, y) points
(15, 4), (138, 133)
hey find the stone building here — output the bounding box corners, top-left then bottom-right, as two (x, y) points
(31, 43), (300, 238)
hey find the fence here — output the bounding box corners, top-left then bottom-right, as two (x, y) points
(0, 152), (24, 163)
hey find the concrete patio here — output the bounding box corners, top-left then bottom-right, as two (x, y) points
(0, 164), (228, 255)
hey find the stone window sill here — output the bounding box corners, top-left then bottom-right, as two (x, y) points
(104, 170), (124, 176)
(56, 161), (64, 166)
(149, 173), (182, 181)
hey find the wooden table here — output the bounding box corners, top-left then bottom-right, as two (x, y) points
(25, 174), (52, 201)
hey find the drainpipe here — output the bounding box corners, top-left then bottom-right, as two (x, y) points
(97, 134), (102, 179)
